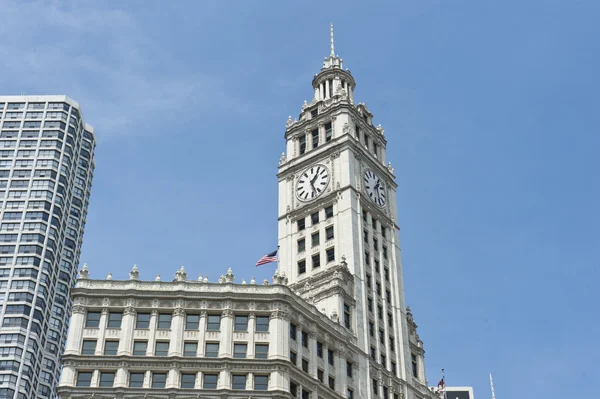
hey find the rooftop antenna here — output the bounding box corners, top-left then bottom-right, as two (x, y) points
(330, 22), (335, 56)
(490, 373), (496, 399)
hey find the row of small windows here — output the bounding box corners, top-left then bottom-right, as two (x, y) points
(85, 311), (271, 332)
(1, 121), (67, 130)
(297, 205), (334, 231)
(0, 102), (70, 111)
(1, 111), (69, 121)
(353, 123), (383, 160)
(81, 339), (270, 359)
(298, 122), (333, 155)
(76, 371), (269, 390)
(297, 226), (334, 253)
(297, 247), (335, 275)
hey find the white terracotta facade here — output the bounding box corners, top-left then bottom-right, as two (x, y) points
(57, 26), (455, 399)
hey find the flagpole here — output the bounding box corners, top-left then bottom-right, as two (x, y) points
(490, 373), (496, 399)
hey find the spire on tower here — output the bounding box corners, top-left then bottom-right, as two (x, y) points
(330, 22), (335, 56)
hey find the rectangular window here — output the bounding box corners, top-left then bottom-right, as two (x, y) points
(389, 337), (395, 352)
(311, 109), (318, 118)
(103, 341), (119, 355)
(81, 340), (96, 355)
(326, 247), (335, 262)
(347, 361), (353, 378)
(299, 135), (306, 155)
(325, 122), (332, 142)
(205, 342), (219, 357)
(343, 303), (351, 329)
(412, 353), (418, 377)
(312, 254), (320, 269)
(362, 209), (368, 222)
(373, 238), (379, 250)
(371, 346), (376, 360)
(99, 372), (115, 387)
(290, 350), (297, 365)
(366, 273), (372, 288)
(311, 232), (319, 247)
(85, 312), (100, 328)
(317, 342), (323, 358)
(255, 316), (269, 332)
(329, 376), (335, 389)
(76, 372), (92, 387)
(235, 315), (248, 331)
(255, 343), (269, 359)
(376, 282), (382, 296)
(184, 342), (197, 357)
(155, 342), (169, 356)
(157, 313), (172, 329)
(318, 369), (324, 382)
(298, 260), (306, 275)
(136, 313), (150, 329)
(386, 290), (392, 304)
(232, 374), (246, 390)
(207, 314), (221, 331)
(311, 211), (319, 225)
(364, 134), (370, 149)
(297, 218), (305, 231)
(392, 361), (397, 377)
(185, 314), (200, 330)
(129, 372), (144, 387)
(312, 129), (319, 148)
(302, 331), (308, 347)
(181, 373), (196, 389)
(348, 388), (354, 399)
(326, 226), (334, 240)
(369, 321), (374, 336)
(302, 358), (309, 372)
(203, 374), (218, 389)
(290, 323), (297, 340)
(384, 266), (389, 281)
(297, 238), (305, 253)
(368, 297), (374, 312)
(152, 373), (167, 388)
(133, 341), (147, 356)
(254, 375), (268, 390)
(382, 226), (386, 238)
(325, 205), (333, 219)
(234, 343), (247, 358)
(107, 312), (122, 328)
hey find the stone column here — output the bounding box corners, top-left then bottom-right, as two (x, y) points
(296, 325), (303, 366)
(146, 310), (158, 356)
(94, 308), (108, 355)
(64, 305), (85, 355)
(219, 309), (234, 357)
(167, 369), (178, 388)
(117, 306), (136, 355)
(143, 370), (151, 388)
(269, 369), (287, 391)
(195, 371), (202, 389)
(246, 372), (254, 390)
(335, 350), (347, 394)
(114, 367), (128, 388)
(322, 343), (330, 381)
(217, 369), (230, 389)
(308, 332), (318, 378)
(247, 313), (256, 358)
(268, 310), (289, 360)
(58, 364), (76, 387)
(325, 80), (330, 99)
(90, 370), (100, 387)
(197, 311), (207, 356)
(169, 308), (185, 356)
(314, 87), (320, 101)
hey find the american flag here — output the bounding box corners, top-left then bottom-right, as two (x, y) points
(255, 250), (277, 266)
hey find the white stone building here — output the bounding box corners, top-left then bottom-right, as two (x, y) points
(58, 26), (449, 399)
(0, 96), (96, 399)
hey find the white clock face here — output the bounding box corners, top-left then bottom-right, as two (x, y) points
(296, 164), (330, 201)
(364, 169), (386, 207)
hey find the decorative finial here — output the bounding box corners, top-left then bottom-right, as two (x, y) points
(106, 272), (112, 280)
(79, 263), (89, 279)
(203, 276), (208, 283)
(225, 268), (234, 283)
(330, 23), (335, 57)
(174, 266), (187, 282)
(241, 278), (247, 285)
(250, 276), (256, 285)
(129, 264), (139, 280)
(155, 274), (161, 282)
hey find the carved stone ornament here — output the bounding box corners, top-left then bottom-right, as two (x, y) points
(124, 306), (136, 316)
(173, 307), (185, 317)
(79, 263), (89, 279)
(279, 152), (286, 165)
(129, 264), (139, 280)
(72, 304), (86, 314)
(286, 115), (293, 128)
(174, 266), (187, 282)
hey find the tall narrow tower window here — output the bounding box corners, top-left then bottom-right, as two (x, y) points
(312, 129), (319, 148)
(299, 135), (306, 155)
(325, 122), (332, 142)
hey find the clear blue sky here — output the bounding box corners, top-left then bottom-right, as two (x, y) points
(2, 1), (598, 397)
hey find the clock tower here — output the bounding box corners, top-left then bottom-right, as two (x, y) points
(277, 25), (433, 399)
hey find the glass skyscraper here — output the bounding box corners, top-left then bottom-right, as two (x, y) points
(0, 96), (95, 398)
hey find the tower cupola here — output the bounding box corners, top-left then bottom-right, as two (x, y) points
(312, 24), (356, 103)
